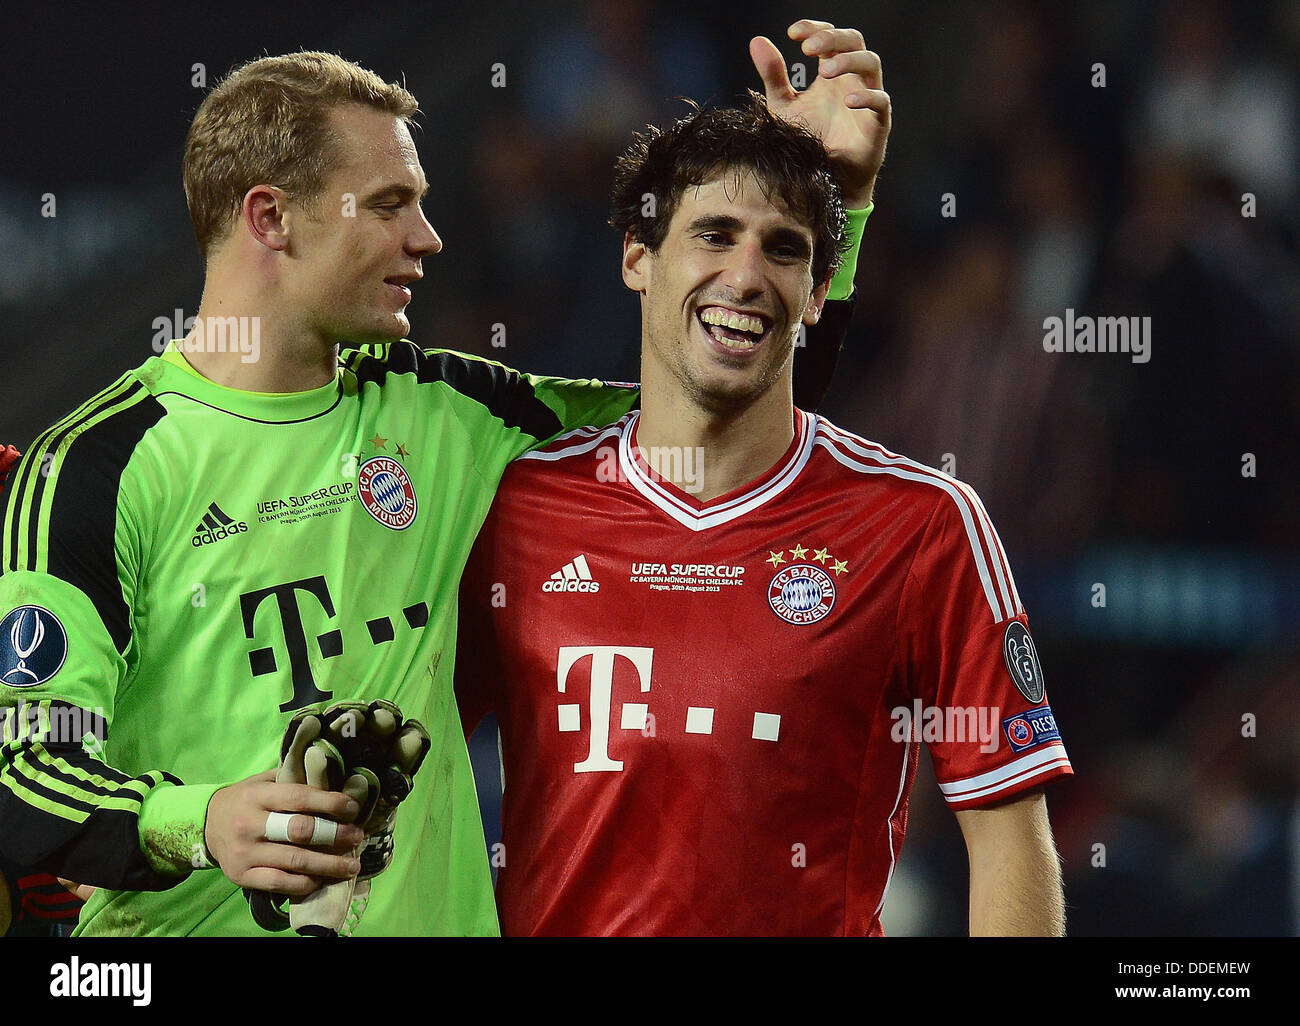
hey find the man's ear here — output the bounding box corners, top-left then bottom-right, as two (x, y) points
(802, 278), (831, 326)
(622, 231), (652, 293)
(243, 185), (291, 253)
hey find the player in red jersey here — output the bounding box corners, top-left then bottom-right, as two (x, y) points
(457, 22), (1071, 935)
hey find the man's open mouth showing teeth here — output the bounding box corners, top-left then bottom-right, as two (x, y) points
(698, 306), (769, 351)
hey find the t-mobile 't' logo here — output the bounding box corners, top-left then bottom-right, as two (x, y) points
(556, 646), (653, 773)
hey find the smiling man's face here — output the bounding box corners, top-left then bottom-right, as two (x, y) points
(280, 103), (442, 345)
(623, 169), (827, 414)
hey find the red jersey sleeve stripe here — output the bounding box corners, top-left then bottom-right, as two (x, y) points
(942, 473), (1022, 616)
(978, 509), (1023, 615)
(516, 423), (622, 462)
(816, 421), (1019, 621)
(937, 744), (1073, 805)
(817, 420), (1022, 619)
(949, 479), (1021, 617)
(813, 434), (1010, 622)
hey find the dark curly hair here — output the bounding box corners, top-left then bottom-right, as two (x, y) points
(610, 91), (847, 286)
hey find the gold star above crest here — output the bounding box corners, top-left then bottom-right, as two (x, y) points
(812, 547), (830, 564)
(790, 543), (808, 560)
(766, 550), (786, 568)
(832, 559), (848, 575)
(369, 434), (388, 450)
(396, 444), (410, 459)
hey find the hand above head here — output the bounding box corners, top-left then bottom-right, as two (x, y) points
(750, 20), (891, 209)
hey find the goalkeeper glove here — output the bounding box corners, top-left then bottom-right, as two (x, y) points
(245, 700), (429, 937)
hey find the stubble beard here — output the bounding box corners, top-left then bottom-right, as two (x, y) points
(679, 326), (796, 418)
(325, 293), (409, 346)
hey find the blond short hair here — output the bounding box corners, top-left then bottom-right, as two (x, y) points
(183, 51), (418, 258)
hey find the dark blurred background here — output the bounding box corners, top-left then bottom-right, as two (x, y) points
(1, 0), (1296, 936)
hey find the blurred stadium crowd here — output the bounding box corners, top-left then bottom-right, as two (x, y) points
(0, 0), (1296, 934)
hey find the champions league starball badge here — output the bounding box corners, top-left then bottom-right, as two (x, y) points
(0, 606), (68, 688)
(1002, 621), (1045, 703)
(768, 564), (836, 625)
(358, 456), (418, 530)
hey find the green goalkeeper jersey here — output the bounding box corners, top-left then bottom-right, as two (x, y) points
(0, 341), (637, 936)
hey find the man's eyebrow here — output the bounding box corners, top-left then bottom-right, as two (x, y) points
(685, 214), (744, 234)
(363, 180), (430, 202)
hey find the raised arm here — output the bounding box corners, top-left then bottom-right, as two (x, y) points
(753, 20), (890, 409)
(752, 19), (891, 211)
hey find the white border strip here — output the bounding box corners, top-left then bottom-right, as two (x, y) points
(818, 422), (1020, 619)
(814, 437), (1008, 622)
(517, 422), (624, 463)
(619, 411), (817, 532)
(937, 744), (1071, 804)
(873, 739), (912, 919)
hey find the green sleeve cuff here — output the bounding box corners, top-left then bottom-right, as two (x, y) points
(827, 203), (873, 301)
(137, 781), (224, 876)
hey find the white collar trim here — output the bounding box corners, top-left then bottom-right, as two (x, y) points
(618, 410), (817, 532)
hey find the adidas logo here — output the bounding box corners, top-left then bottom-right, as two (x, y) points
(542, 554), (601, 593)
(191, 502), (249, 548)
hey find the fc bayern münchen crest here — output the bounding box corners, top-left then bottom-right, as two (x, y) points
(358, 456), (418, 530)
(768, 564), (836, 625)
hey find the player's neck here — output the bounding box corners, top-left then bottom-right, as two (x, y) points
(636, 379), (796, 504)
(181, 290), (338, 392)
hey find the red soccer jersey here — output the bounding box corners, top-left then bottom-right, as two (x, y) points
(456, 410), (1072, 936)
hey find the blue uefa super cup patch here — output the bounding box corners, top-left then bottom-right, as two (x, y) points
(1001, 705), (1061, 753)
(0, 606), (68, 688)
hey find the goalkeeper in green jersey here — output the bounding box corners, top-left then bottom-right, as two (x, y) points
(0, 44), (862, 935)
(0, 53), (642, 936)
